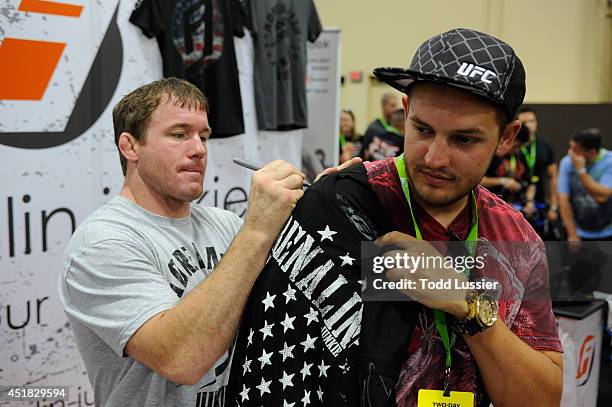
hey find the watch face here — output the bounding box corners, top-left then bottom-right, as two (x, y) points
(477, 294), (498, 327)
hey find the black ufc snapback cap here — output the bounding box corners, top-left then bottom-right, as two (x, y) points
(373, 28), (526, 119)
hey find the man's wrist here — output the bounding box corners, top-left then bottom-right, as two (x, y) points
(447, 300), (470, 320)
(577, 167), (587, 175)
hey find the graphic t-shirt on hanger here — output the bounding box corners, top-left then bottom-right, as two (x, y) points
(244, 0), (322, 130)
(130, 0), (245, 137)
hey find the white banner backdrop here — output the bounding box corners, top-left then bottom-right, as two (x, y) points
(0, 1), (337, 404)
(303, 28), (341, 180)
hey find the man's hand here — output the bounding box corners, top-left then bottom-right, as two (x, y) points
(523, 200), (536, 217)
(243, 160), (305, 244)
(501, 177), (521, 193)
(315, 157), (363, 182)
(375, 231), (469, 319)
(568, 148), (586, 170)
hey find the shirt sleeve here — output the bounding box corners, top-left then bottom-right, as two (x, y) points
(598, 160), (612, 188)
(61, 239), (178, 357)
(129, 0), (163, 38)
(307, 0), (323, 42)
(557, 156), (571, 195)
(544, 140), (555, 167)
(510, 240), (563, 352)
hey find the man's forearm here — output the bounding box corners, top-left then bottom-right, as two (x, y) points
(558, 196), (578, 238)
(463, 320), (562, 406)
(578, 172), (612, 203)
(148, 228), (276, 383)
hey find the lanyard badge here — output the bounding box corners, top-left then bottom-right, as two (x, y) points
(395, 154), (477, 405)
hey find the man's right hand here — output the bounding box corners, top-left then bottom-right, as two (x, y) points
(242, 160), (305, 244)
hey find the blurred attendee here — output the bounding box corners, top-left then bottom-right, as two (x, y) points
(363, 108), (405, 161)
(517, 107), (559, 219)
(361, 92), (400, 156)
(339, 108), (362, 164)
(558, 128), (612, 241)
(481, 125), (534, 205)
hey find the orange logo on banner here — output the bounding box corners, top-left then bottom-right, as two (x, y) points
(576, 334), (595, 386)
(0, 1), (83, 100)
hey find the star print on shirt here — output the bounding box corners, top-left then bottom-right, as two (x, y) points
(317, 225), (337, 241)
(279, 371), (295, 390)
(317, 360), (330, 377)
(279, 342), (295, 362)
(301, 334), (317, 352)
(247, 328), (254, 347)
(258, 348), (273, 369)
(239, 384), (250, 402)
(283, 284), (297, 303)
(339, 252), (355, 266)
(301, 389), (311, 406)
(256, 377), (271, 396)
(300, 362), (313, 380)
(304, 307), (319, 326)
(242, 358), (252, 375)
(259, 320), (275, 341)
(262, 291), (276, 311)
(281, 313), (296, 333)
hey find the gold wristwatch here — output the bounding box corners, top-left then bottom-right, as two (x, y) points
(453, 291), (498, 336)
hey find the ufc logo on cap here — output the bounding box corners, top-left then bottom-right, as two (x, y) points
(457, 62), (497, 84)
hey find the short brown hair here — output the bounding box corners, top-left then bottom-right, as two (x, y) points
(112, 77), (209, 175)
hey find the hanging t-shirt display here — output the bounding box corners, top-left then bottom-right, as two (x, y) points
(130, 0), (245, 137)
(244, 0), (323, 130)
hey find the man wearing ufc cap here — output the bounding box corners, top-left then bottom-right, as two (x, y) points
(226, 28), (562, 406)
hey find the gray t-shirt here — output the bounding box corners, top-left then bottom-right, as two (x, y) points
(245, 0), (322, 130)
(58, 196), (243, 407)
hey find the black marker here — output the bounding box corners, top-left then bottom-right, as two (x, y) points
(232, 157), (311, 187)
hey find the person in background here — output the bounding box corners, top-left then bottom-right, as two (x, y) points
(516, 107), (559, 222)
(558, 128), (612, 241)
(363, 107), (405, 161)
(481, 125), (533, 205)
(339, 108), (363, 164)
(361, 92), (400, 157)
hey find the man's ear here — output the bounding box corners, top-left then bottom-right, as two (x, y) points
(118, 132), (140, 165)
(496, 120), (521, 157)
(402, 94), (410, 121)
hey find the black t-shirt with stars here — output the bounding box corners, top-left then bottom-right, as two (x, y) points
(226, 166), (417, 406)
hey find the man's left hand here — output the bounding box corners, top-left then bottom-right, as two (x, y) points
(314, 157), (363, 182)
(375, 231), (469, 319)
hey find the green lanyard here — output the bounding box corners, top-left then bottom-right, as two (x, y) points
(340, 134), (347, 148)
(379, 117), (401, 135)
(395, 154), (478, 375)
(521, 141), (536, 180)
(509, 154), (516, 177)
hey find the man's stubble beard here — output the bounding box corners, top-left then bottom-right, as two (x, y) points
(407, 151), (497, 208)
